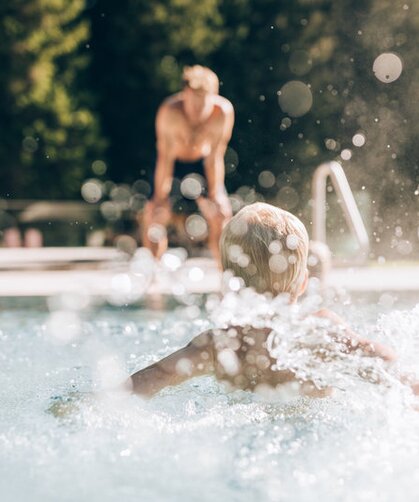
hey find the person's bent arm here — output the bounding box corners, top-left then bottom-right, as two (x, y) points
(153, 105), (175, 202)
(314, 310), (419, 400)
(128, 331), (215, 398)
(315, 309), (397, 362)
(204, 103), (234, 201)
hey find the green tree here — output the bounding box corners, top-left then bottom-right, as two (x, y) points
(208, 0), (341, 205)
(212, 0), (419, 258)
(330, 0), (419, 257)
(0, 0), (104, 198)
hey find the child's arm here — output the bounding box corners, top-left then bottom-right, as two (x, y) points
(315, 309), (396, 362)
(314, 310), (419, 399)
(128, 330), (215, 398)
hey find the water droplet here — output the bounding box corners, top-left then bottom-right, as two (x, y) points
(185, 214), (208, 239)
(289, 50), (313, 76)
(352, 133), (366, 147)
(258, 170), (276, 189)
(180, 174), (204, 200)
(22, 136), (38, 153)
(278, 81), (313, 117)
(325, 139), (337, 150)
(92, 159), (107, 175)
(373, 53), (403, 83)
(81, 179), (103, 203)
(340, 149), (352, 160)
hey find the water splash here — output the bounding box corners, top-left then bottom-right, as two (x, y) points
(208, 287), (417, 398)
(2, 297), (419, 501)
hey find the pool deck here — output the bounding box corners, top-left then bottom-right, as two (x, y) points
(0, 248), (418, 297)
(325, 265), (419, 292)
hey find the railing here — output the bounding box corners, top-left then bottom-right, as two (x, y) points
(0, 199), (99, 220)
(312, 161), (369, 262)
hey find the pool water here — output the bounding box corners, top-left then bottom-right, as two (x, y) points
(1, 294), (419, 502)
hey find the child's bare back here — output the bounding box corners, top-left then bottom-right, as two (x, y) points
(129, 309), (394, 398)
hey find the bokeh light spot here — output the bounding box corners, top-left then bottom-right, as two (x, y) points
(269, 254), (288, 274)
(258, 170), (276, 189)
(352, 133), (366, 147)
(340, 149), (352, 160)
(289, 50), (313, 76)
(82, 179), (103, 203)
(148, 224), (167, 243)
(92, 159), (107, 175)
(180, 175), (204, 200)
(373, 53), (403, 83)
(22, 136), (38, 153)
(278, 81), (313, 117)
(185, 214), (208, 240)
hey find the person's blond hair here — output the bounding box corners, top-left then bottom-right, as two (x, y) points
(182, 65), (219, 94)
(220, 203), (309, 298)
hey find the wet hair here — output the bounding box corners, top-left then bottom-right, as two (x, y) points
(182, 65), (219, 94)
(220, 203), (309, 298)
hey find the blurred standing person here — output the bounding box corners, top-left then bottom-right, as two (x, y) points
(140, 65), (234, 264)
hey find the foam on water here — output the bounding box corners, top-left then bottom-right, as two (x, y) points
(1, 295), (419, 501)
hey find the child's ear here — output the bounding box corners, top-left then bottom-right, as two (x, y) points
(298, 269), (309, 297)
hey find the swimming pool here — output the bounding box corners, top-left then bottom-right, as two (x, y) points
(1, 293), (419, 502)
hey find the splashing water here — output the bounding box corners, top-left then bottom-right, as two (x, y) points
(207, 288), (412, 397)
(1, 295), (419, 501)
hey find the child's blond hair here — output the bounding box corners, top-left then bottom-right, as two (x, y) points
(182, 65), (219, 94)
(220, 203), (309, 298)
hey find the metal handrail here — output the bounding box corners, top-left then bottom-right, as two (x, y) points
(312, 161), (369, 261)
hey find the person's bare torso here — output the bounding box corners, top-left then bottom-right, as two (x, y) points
(210, 326), (331, 397)
(161, 93), (233, 161)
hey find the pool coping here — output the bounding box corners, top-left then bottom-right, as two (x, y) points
(0, 257), (419, 297)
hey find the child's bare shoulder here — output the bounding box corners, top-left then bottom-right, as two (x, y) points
(314, 308), (346, 325)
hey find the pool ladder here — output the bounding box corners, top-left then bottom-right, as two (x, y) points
(312, 161), (369, 263)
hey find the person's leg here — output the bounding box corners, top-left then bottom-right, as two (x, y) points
(207, 212), (225, 265)
(3, 227), (22, 247)
(139, 199), (171, 259)
(24, 228), (43, 247)
(197, 195), (232, 266)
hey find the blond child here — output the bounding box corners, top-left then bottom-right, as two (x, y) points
(128, 203), (395, 398)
